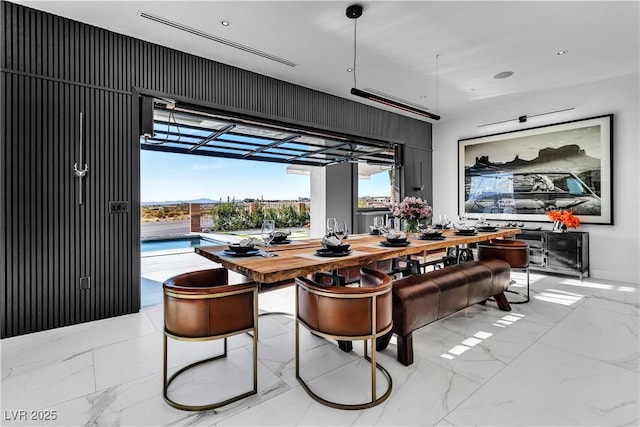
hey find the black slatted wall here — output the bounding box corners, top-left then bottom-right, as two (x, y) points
(1, 1), (432, 338)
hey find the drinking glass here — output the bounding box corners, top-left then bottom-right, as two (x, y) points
(261, 220), (276, 256)
(334, 221), (347, 244)
(456, 213), (467, 229)
(326, 217), (337, 236)
(373, 216), (383, 229)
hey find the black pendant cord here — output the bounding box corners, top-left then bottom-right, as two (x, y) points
(352, 18), (358, 88)
(346, 4), (440, 121)
(435, 54), (440, 116)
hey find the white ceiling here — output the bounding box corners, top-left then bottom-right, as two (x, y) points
(13, 1), (640, 122)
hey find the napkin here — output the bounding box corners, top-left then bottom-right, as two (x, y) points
(422, 228), (442, 235)
(386, 231), (406, 239)
(237, 238), (255, 247)
(322, 236), (341, 247)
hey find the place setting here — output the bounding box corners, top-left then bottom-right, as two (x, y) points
(222, 238), (267, 257)
(433, 214), (452, 230)
(476, 225), (498, 232)
(379, 231), (411, 247)
(314, 221), (352, 257)
(271, 230), (292, 244)
(453, 214), (478, 236)
(474, 215), (498, 232)
(418, 227), (446, 241)
(454, 228), (478, 236)
(220, 220), (281, 257)
(368, 215), (387, 235)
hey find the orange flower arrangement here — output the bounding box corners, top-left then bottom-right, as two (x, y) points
(546, 209), (581, 229)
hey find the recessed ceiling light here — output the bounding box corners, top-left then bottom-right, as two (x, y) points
(556, 50), (567, 56)
(220, 20), (230, 26)
(493, 71), (514, 80)
(346, 68), (353, 72)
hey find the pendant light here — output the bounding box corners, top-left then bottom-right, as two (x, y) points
(346, 4), (441, 121)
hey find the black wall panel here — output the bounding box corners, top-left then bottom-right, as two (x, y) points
(1, 1), (432, 338)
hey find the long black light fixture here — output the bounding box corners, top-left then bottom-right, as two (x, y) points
(346, 5), (441, 121)
(350, 88), (441, 121)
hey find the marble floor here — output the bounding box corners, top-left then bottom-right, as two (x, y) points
(2, 253), (639, 426)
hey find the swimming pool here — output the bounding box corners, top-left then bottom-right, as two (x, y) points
(141, 236), (223, 253)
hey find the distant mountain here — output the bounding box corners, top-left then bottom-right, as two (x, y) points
(142, 198), (219, 206)
(142, 197), (311, 206)
(470, 144), (600, 174)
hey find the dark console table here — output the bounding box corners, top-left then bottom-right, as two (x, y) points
(515, 229), (589, 280)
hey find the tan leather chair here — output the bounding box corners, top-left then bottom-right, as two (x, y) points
(163, 268), (258, 411)
(478, 239), (530, 303)
(295, 267), (393, 410)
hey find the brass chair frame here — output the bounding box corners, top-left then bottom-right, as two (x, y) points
(295, 269), (393, 410)
(163, 276), (259, 411)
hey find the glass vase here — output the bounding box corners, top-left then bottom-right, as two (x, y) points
(552, 220), (567, 233)
(404, 219), (419, 236)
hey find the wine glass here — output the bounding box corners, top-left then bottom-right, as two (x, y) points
(326, 217), (337, 236)
(456, 213), (467, 229)
(373, 216), (383, 229)
(261, 220), (276, 256)
(334, 221), (347, 244)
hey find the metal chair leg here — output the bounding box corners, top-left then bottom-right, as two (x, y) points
(505, 268), (530, 304)
(295, 321), (392, 410)
(163, 332), (257, 411)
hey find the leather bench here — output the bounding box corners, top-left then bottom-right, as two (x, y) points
(376, 259), (512, 366)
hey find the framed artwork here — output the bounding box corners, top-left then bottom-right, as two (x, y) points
(458, 114), (613, 224)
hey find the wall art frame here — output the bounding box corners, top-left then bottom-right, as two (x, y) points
(458, 114), (613, 225)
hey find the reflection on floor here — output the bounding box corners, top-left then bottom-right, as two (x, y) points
(2, 252), (639, 426)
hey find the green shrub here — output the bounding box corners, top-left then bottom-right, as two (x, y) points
(206, 200), (310, 231)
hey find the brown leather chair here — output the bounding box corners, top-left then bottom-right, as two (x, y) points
(478, 239), (530, 303)
(313, 258), (417, 287)
(413, 249), (448, 272)
(163, 268), (258, 411)
(295, 267), (393, 410)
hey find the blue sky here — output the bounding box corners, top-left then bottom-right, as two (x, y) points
(141, 150), (390, 202)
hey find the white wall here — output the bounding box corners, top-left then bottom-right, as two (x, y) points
(433, 73), (640, 284)
(310, 162), (355, 239)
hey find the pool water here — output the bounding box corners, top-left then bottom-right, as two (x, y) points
(141, 236), (223, 252)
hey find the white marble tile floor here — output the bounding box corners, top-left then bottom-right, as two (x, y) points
(1, 253), (638, 426)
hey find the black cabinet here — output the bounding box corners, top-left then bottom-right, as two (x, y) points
(515, 230), (589, 280)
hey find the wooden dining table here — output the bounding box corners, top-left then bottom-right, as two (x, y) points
(194, 228), (521, 287)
